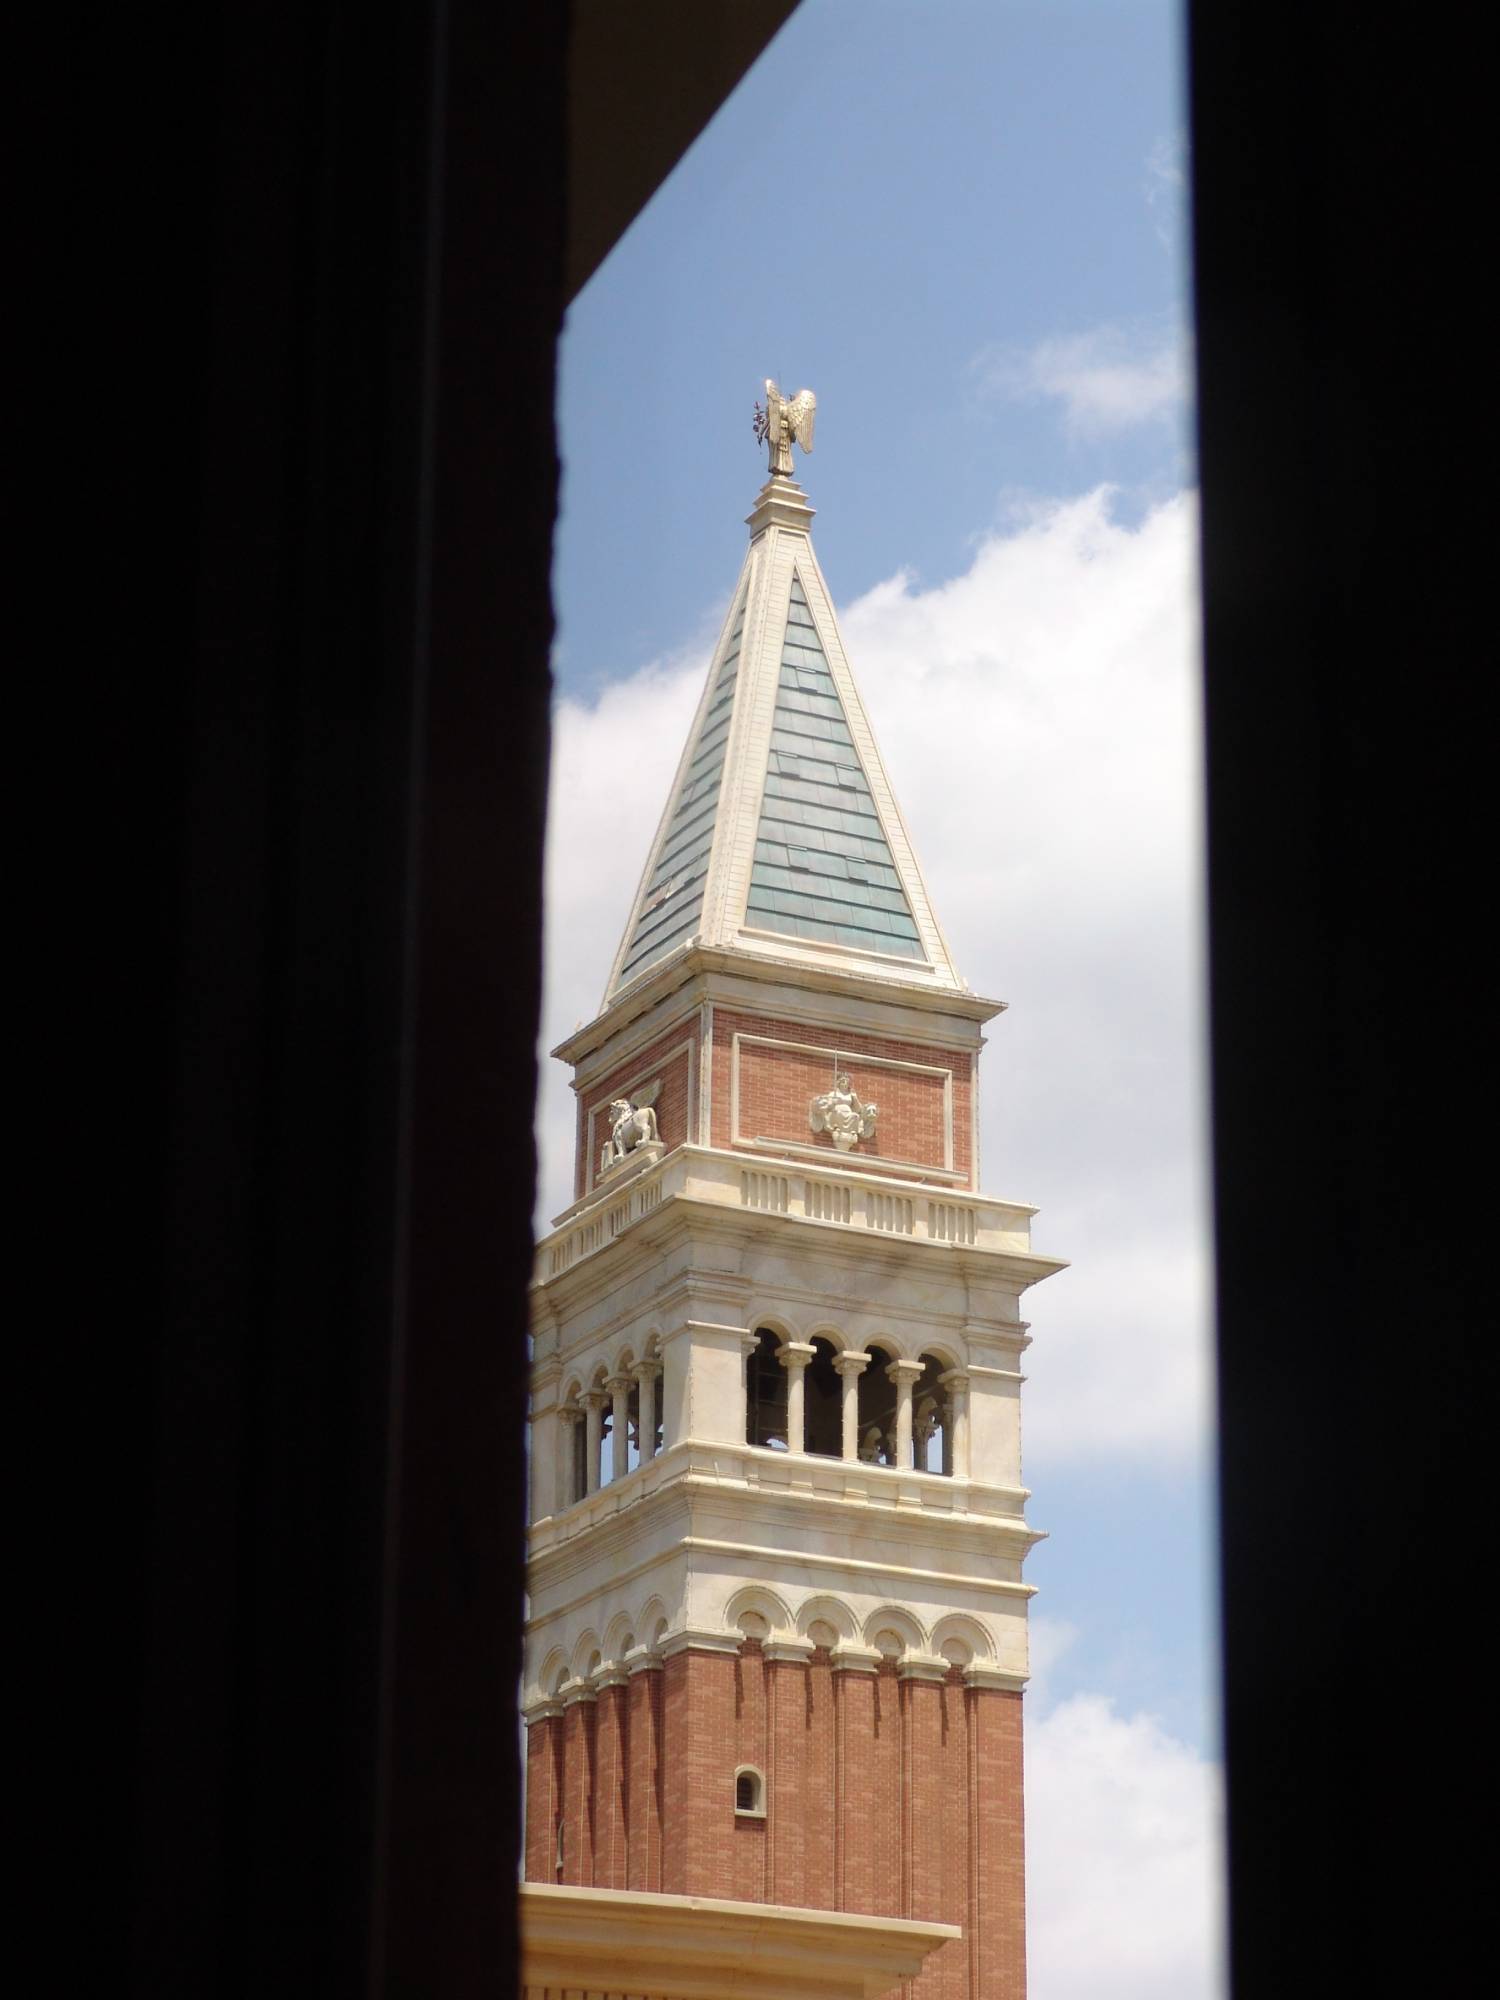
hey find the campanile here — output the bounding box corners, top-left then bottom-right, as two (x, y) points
(524, 387), (1062, 1998)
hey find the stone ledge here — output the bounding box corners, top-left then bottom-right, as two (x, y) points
(519, 1880), (959, 2000)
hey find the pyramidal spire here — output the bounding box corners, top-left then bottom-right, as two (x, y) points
(603, 387), (966, 1006)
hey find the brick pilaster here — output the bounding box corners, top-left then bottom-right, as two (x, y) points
(971, 1686), (1026, 2000)
(769, 1655), (808, 1907)
(522, 1710), (562, 1883)
(907, 1674), (945, 1917)
(592, 1679), (629, 1889)
(560, 1692), (596, 1886)
(835, 1665), (878, 1916)
(870, 1661), (904, 1917)
(625, 1663), (663, 1890)
(733, 1641), (769, 1903)
(660, 1647), (738, 1897)
(804, 1647), (837, 1910)
(935, 1670), (971, 2000)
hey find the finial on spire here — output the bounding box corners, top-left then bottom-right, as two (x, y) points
(753, 379), (816, 476)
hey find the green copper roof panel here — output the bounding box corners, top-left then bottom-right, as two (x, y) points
(748, 576), (923, 960)
(617, 593), (746, 985)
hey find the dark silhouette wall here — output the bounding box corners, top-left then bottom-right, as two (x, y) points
(77, 0), (1480, 1992)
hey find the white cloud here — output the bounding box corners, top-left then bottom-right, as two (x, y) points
(540, 488), (1211, 1464)
(840, 488), (1211, 1465)
(975, 324), (1188, 437)
(1027, 1693), (1224, 2000)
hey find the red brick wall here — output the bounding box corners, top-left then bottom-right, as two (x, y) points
(710, 1007), (975, 1187)
(525, 1651), (1026, 1999)
(574, 1015), (700, 1199)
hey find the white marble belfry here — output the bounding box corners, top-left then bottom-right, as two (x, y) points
(524, 423), (1063, 1717)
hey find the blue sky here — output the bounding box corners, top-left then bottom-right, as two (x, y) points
(554, 0), (1189, 698)
(545, 6), (1219, 1994)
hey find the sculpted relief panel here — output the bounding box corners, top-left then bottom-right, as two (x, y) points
(730, 1031), (953, 1175)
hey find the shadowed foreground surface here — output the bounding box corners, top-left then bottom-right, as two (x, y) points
(70, 0), (1484, 1992)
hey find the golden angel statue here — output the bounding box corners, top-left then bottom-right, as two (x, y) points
(753, 379), (816, 476)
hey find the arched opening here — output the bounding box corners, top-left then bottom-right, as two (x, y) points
(915, 1352), (952, 1475)
(804, 1337), (841, 1457)
(857, 1343), (898, 1464)
(734, 1766), (765, 1816)
(569, 1405), (586, 1502)
(625, 1375), (641, 1473)
(643, 1340), (664, 1459)
(746, 1327), (788, 1448)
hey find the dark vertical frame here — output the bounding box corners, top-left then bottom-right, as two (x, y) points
(1189, 5), (1481, 1991)
(85, 0), (1483, 1989)
(106, 3), (563, 1992)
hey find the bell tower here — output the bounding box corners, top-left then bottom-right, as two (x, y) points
(524, 393), (1062, 1998)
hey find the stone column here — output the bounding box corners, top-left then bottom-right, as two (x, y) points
(556, 1406), (581, 1512)
(940, 1368), (970, 1478)
(634, 1359), (661, 1461)
(583, 1388), (607, 1495)
(607, 1374), (632, 1483)
(888, 1359), (924, 1469)
(779, 1340), (817, 1454)
(833, 1350), (871, 1461)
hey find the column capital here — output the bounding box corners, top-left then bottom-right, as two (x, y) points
(522, 1696), (564, 1725)
(830, 1643), (882, 1674)
(604, 1374), (633, 1398)
(832, 1349), (871, 1378)
(938, 1366), (970, 1390)
(632, 1358), (662, 1382)
(659, 1628), (744, 1660)
(556, 1404), (582, 1428)
(560, 1677), (597, 1707)
(623, 1643), (664, 1675)
(963, 1661), (1028, 1693)
(581, 1386), (609, 1410)
(886, 1358), (926, 1385)
(897, 1654), (951, 1683)
(763, 1636), (816, 1665)
(661, 1317), (751, 1347)
(778, 1340), (818, 1370)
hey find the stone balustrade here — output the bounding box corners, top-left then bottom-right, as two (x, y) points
(536, 1144), (1036, 1285)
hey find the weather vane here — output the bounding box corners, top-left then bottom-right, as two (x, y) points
(753, 379), (816, 476)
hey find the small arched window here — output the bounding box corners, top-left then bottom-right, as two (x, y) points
(734, 1765), (765, 1816)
